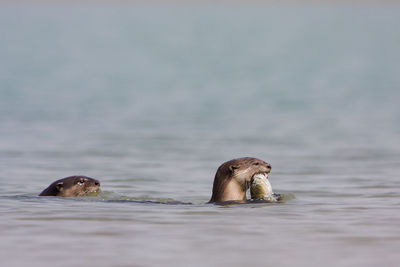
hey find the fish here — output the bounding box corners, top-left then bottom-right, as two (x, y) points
(250, 173), (280, 202)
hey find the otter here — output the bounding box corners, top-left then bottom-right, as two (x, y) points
(209, 157), (272, 203)
(39, 176), (100, 197)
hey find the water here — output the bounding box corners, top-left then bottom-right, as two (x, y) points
(1, 2), (400, 267)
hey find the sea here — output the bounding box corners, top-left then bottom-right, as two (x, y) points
(0, 2), (399, 267)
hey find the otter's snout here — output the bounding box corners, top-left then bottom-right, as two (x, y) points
(265, 163), (272, 173)
(94, 180), (100, 186)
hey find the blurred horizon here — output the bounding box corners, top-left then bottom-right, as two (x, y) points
(2, 0), (400, 5)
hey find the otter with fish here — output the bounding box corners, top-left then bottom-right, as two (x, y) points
(39, 176), (101, 197)
(209, 157), (281, 203)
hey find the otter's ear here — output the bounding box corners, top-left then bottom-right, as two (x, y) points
(56, 182), (64, 192)
(229, 165), (239, 172)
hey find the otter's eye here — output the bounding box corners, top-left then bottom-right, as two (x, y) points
(77, 179), (85, 185)
(253, 162), (260, 166)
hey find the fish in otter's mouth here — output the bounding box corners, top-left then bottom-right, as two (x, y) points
(250, 172), (279, 202)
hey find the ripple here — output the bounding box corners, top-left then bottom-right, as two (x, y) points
(367, 193), (400, 198)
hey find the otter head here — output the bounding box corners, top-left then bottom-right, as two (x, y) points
(39, 176), (101, 197)
(209, 157), (271, 203)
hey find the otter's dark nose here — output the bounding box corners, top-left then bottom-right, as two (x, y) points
(266, 164), (272, 170)
(95, 180), (100, 186)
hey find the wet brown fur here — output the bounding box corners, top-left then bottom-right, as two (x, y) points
(39, 176), (100, 197)
(209, 157), (271, 203)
